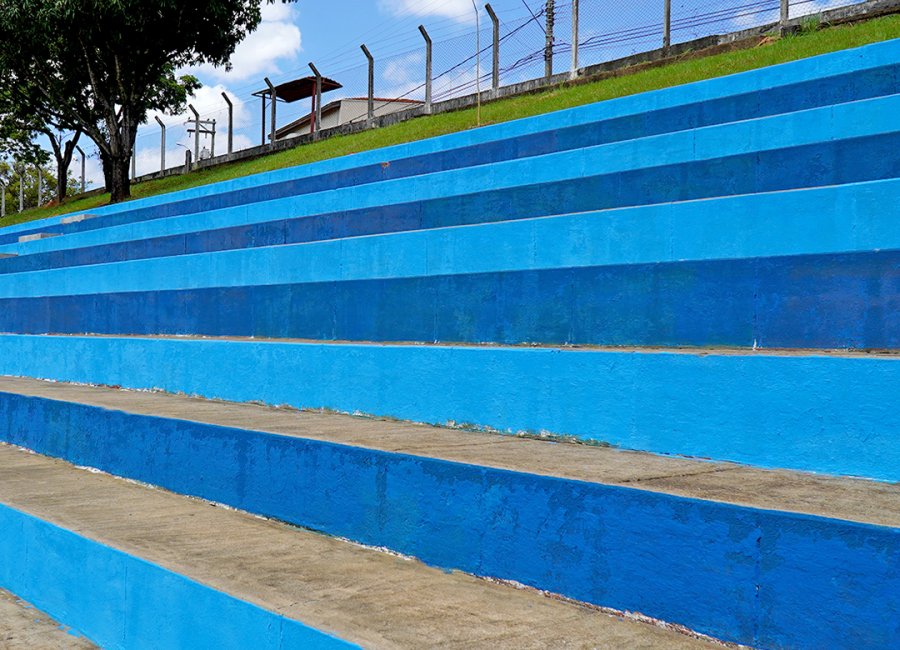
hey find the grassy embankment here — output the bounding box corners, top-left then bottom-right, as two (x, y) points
(3, 13), (899, 228)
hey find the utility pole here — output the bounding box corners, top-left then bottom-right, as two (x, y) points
(155, 116), (166, 173)
(188, 104), (200, 161)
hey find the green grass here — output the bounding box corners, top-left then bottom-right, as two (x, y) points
(4, 13), (900, 229)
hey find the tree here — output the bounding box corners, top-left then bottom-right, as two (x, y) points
(0, 1), (294, 203)
(0, 159), (74, 217)
(0, 86), (82, 204)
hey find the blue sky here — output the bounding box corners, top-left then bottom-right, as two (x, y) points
(106, 0), (847, 184)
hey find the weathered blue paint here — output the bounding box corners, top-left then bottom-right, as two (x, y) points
(3, 92), (900, 258)
(2, 249), (900, 350)
(0, 503), (358, 650)
(3, 37), (898, 243)
(1, 62), (896, 248)
(0, 334), (897, 480)
(0, 392), (896, 649)
(2, 177), (899, 293)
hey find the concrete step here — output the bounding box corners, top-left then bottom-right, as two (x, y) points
(0, 444), (724, 650)
(4, 91), (900, 260)
(1, 179), (899, 350)
(0, 376), (896, 649)
(0, 589), (95, 649)
(3, 37), (897, 247)
(0, 335), (897, 480)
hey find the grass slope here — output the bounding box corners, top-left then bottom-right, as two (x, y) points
(3, 14), (900, 229)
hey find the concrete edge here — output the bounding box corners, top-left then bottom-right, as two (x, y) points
(0, 501), (359, 650)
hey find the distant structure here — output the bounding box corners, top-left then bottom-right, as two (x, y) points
(274, 98), (423, 140)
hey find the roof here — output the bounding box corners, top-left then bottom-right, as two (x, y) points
(274, 97), (423, 138)
(252, 76), (342, 103)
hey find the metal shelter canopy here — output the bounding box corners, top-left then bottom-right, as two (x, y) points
(253, 75), (343, 142)
(251, 76), (342, 103)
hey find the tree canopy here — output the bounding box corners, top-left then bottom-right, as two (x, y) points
(0, 1), (294, 203)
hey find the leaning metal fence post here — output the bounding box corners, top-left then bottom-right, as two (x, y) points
(361, 44), (375, 125)
(155, 116), (166, 173)
(663, 0), (671, 50)
(419, 25), (433, 114)
(485, 3), (501, 95)
(264, 77), (277, 145)
(222, 92), (234, 154)
(309, 62), (323, 138)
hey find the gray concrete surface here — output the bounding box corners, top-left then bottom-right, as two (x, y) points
(0, 589), (95, 649)
(0, 376), (895, 528)
(0, 446), (724, 649)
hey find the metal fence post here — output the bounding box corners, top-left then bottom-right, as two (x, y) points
(131, 149), (136, 181)
(259, 90), (266, 146)
(18, 168), (23, 213)
(1, 182), (5, 217)
(76, 146), (85, 194)
(222, 92), (234, 154)
(545, 0), (555, 79)
(485, 3), (500, 94)
(663, 0), (671, 50)
(154, 116), (166, 173)
(309, 62), (323, 137)
(37, 167), (42, 207)
(188, 104), (200, 161)
(781, 0), (789, 27)
(571, 0), (579, 79)
(264, 77), (277, 144)
(419, 26), (433, 114)
(361, 44), (375, 125)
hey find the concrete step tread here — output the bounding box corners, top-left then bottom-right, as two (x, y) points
(2, 376), (896, 529)
(0, 445), (723, 649)
(0, 589), (95, 650)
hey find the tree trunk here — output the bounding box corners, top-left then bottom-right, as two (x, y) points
(107, 154), (131, 203)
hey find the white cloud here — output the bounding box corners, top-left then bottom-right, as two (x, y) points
(191, 3), (303, 83)
(379, 0), (479, 23)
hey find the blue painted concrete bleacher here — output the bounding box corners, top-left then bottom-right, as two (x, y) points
(0, 179), (897, 349)
(0, 38), (898, 649)
(0, 333), (897, 481)
(3, 37), (898, 248)
(0, 390), (896, 650)
(2, 91), (900, 264)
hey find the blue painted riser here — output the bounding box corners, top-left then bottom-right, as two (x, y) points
(1, 62), (896, 247)
(0, 504), (356, 649)
(0, 392), (896, 650)
(5, 93), (898, 258)
(3, 249), (899, 350)
(0, 334), (897, 481)
(4, 38), (899, 243)
(3, 130), (900, 272)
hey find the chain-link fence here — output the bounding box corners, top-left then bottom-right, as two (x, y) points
(1, 0), (872, 208)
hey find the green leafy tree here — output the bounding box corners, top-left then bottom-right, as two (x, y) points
(0, 159), (75, 216)
(0, 1), (294, 203)
(0, 86), (82, 204)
